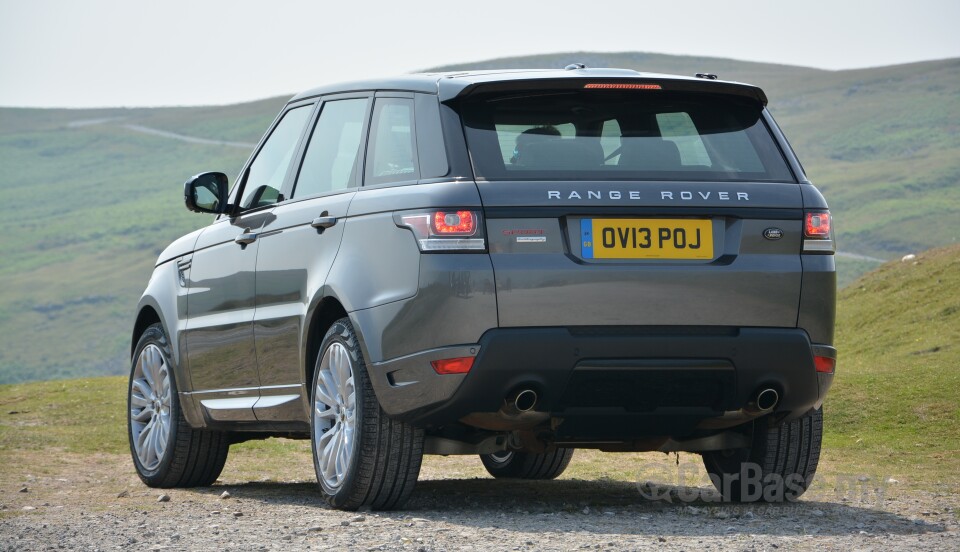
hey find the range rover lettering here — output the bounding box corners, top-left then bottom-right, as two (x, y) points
(128, 66), (836, 510)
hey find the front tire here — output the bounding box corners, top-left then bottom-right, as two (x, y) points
(310, 318), (424, 510)
(480, 448), (574, 480)
(701, 407), (823, 502)
(128, 323), (229, 487)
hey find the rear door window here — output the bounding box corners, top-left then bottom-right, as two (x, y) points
(460, 90), (793, 182)
(365, 98), (419, 186)
(292, 98), (369, 198)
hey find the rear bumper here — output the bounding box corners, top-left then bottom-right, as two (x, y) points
(367, 326), (834, 438)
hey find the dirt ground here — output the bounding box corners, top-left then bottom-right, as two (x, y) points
(1, 449), (957, 551)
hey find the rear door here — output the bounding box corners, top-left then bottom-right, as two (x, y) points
(252, 95), (371, 422)
(458, 85), (803, 328)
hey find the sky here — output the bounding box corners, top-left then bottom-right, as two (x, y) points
(1, 0), (958, 108)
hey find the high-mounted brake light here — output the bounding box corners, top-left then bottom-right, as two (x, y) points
(396, 209), (486, 252)
(584, 83), (662, 90)
(814, 355), (836, 374)
(430, 357), (474, 375)
(804, 211), (831, 238)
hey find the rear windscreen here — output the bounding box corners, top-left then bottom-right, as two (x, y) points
(459, 90), (794, 182)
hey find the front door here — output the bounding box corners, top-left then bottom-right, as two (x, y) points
(183, 103), (314, 423)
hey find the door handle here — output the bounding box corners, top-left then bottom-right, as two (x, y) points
(234, 231), (258, 245)
(311, 216), (338, 230)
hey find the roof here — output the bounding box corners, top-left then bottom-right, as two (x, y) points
(288, 68), (768, 105)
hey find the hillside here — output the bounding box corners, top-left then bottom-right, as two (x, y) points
(827, 243), (960, 481)
(0, 51), (957, 383)
(0, 100), (285, 383)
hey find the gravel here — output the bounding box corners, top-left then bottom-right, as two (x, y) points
(1, 458), (957, 551)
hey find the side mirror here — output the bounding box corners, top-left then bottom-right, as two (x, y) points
(184, 172), (229, 214)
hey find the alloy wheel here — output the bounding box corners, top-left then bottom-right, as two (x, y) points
(313, 342), (358, 491)
(129, 344), (172, 471)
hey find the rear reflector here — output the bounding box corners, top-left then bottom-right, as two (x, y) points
(430, 357), (475, 375)
(814, 355), (836, 373)
(584, 83), (662, 90)
(804, 211), (831, 238)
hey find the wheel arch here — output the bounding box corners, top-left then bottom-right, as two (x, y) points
(303, 292), (349, 402)
(132, 255), (202, 418)
(132, 304), (163, 357)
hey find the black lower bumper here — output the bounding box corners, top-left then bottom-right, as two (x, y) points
(368, 326), (834, 439)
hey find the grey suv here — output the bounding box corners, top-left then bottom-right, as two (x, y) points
(128, 67), (836, 510)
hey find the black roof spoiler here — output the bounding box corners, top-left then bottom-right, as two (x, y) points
(287, 69), (768, 106)
(438, 73), (767, 106)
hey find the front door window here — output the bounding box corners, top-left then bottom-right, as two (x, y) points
(238, 105), (312, 209)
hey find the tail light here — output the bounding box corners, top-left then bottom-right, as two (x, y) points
(804, 212), (831, 238)
(396, 210), (486, 252)
(433, 211), (476, 235)
(803, 210), (835, 254)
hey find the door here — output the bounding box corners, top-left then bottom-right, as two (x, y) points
(252, 96), (371, 422)
(183, 103), (313, 422)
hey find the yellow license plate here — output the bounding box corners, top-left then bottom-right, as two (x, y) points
(580, 218), (713, 259)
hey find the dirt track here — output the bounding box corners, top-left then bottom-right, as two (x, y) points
(1, 451), (957, 551)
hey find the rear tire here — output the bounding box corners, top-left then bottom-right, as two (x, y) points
(480, 448), (574, 480)
(128, 323), (229, 488)
(701, 407), (823, 502)
(311, 318), (424, 510)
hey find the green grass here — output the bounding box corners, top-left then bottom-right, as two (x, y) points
(1, 52), (958, 384)
(825, 243), (960, 485)
(0, 374), (309, 463)
(2, 246), (958, 488)
(0, 376), (127, 454)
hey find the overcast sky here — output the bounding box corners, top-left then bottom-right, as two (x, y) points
(1, 0), (958, 108)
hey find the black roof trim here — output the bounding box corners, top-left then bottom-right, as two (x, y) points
(289, 75), (443, 102)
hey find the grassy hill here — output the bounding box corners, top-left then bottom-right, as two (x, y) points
(827, 243), (960, 483)
(0, 51), (957, 384)
(2, 244), (958, 488)
(0, 98), (286, 384)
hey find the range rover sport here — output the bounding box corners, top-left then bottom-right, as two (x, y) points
(128, 66), (836, 510)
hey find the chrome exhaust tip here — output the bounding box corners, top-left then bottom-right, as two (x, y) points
(755, 388), (779, 411)
(513, 389), (538, 412)
(697, 388), (782, 429)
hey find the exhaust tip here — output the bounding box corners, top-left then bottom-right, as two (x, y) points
(514, 389), (538, 412)
(756, 388), (779, 411)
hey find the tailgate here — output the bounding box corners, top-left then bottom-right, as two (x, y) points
(481, 181), (803, 327)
